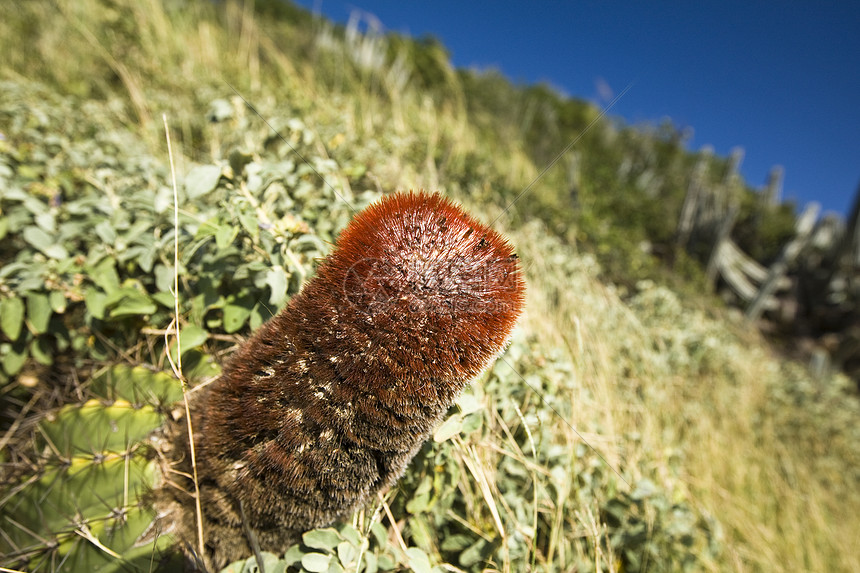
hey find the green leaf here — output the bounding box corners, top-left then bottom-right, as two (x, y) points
(229, 551), (283, 573)
(338, 524), (362, 548)
(370, 522), (388, 548)
(1, 341), (28, 376)
(26, 292), (52, 334)
(223, 294), (254, 333)
(108, 289), (157, 318)
(137, 242), (157, 273)
(459, 539), (489, 567)
(456, 392), (482, 415)
(152, 291), (176, 308)
(220, 560), (244, 573)
(303, 528), (342, 551)
(185, 164), (222, 199)
(0, 297), (25, 340)
(154, 264), (175, 293)
(49, 290), (67, 313)
(182, 349), (222, 382)
(0, 216), (9, 240)
(30, 336), (52, 366)
(238, 210), (258, 238)
(301, 553), (332, 572)
(22, 226), (68, 259)
(406, 491), (431, 515)
(433, 414), (463, 443)
(17, 164), (42, 180)
(34, 211), (55, 233)
(266, 267), (288, 307)
(406, 548), (432, 573)
(337, 541), (357, 567)
(440, 534), (473, 552)
(90, 257), (120, 293)
(195, 218), (220, 240)
(94, 220), (117, 244)
(376, 554), (395, 570)
(282, 544), (305, 568)
(461, 412), (483, 435)
(170, 325), (208, 361)
(250, 302), (271, 330)
(85, 288), (108, 320)
(154, 185), (173, 213)
(216, 223), (238, 250)
(361, 553), (378, 573)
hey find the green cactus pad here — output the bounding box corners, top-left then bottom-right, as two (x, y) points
(0, 365), (184, 572)
(38, 399), (165, 456)
(88, 364), (186, 407)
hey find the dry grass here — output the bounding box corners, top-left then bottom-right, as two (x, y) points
(508, 218), (860, 571)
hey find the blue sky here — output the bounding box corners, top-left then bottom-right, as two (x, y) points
(293, 1), (860, 216)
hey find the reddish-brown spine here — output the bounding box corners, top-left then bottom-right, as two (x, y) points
(186, 190), (524, 567)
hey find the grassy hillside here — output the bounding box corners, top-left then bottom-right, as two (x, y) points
(1, 1), (858, 571)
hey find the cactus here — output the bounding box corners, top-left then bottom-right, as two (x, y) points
(0, 365), (184, 572)
(2, 192), (524, 572)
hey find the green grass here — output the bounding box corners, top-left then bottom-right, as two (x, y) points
(1, 1), (858, 571)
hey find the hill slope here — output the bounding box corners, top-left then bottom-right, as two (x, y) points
(1, 1), (858, 571)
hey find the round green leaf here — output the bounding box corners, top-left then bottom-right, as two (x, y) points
(406, 548), (433, 573)
(303, 528), (342, 551)
(90, 258), (121, 293)
(0, 296), (25, 340)
(266, 267), (288, 307)
(456, 392), (482, 415)
(26, 292), (52, 334)
(338, 524), (362, 548)
(108, 291), (157, 318)
(337, 541), (357, 567)
(433, 413), (463, 443)
(301, 553), (332, 572)
(29, 336), (52, 366)
(170, 325), (209, 362)
(49, 290), (67, 313)
(154, 264), (175, 293)
(182, 325), (209, 348)
(185, 164), (222, 199)
(223, 296), (254, 333)
(85, 288), (108, 320)
(152, 291), (176, 308)
(362, 552), (378, 573)
(440, 534), (472, 552)
(1, 341), (28, 376)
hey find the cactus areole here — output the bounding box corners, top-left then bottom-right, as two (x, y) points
(183, 191), (525, 567)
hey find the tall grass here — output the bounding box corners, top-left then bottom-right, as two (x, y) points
(511, 216), (860, 571)
(1, 0), (857, 570)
